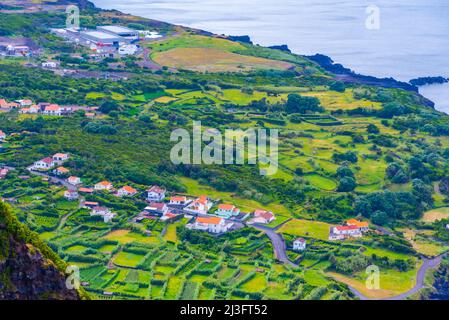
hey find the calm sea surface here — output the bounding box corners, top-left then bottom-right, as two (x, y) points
(92, 0), (449, 114)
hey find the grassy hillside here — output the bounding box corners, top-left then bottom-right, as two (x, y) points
(0, 0), (448, 300)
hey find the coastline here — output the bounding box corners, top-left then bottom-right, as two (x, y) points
(90, 0), (449, 114)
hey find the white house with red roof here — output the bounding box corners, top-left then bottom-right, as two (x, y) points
(145, 202), (168, 216)
(0, 130), (6, 141)
(185, 196), (213, 215)
(147, 185), (166, 201)
(117, 186), (138, 197)
(52, 153), (69, 163)
(249, 210), (275, 224)
(215, 204), (240, 218)
(33, 157), (55, 170)
(16, 99), (33, 107)
(0, 99), (8, 108)
(67, 176), (82, 186)
(95, 181), (113, 191)
(293, 238), (306, 251)
(64, 189), (79, 201)
(187, 216), (232, 234)
(169, 196), (189, 206)
(43, 104), (62, 116)
(329, 225), (362, 241)
(53, 166), (69, 176)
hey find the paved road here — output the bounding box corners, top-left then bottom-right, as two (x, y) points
(252, 224), (297, 267)
(27, 167), (76, 190)
(347, 253), (448, 300)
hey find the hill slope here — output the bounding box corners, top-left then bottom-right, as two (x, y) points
(0, 202), (82, 300)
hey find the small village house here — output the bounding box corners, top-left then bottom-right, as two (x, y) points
(33, 157), (55, 170)
(43, 104), (62, 116)
(117, 186), (138, 197)
(19, 105), (39, 114)
(215, 204), (240, 218)
(249, 209), (275, 224)
(0, 130), (6, 141)
(64, 189), (79, 201)
(83, 201), (99, 208)
(16, 99), (33, 107)
(79, 187), (94, 194)
(160, 212), (178, 222)
(187, 216), (232, 234)
(91, 206), (115, 223)
(53, 166), (69, 176)
(147, 185), (166, 201)
(185, 196), (213, 215)
(144, 202), (168, 217)
(52, 153), (70, 163)
(346, 219), (370, 232)
(329, 225), (362, 241)
(67, 176), (82, 185)
(0, 168), (9, 179)
(0, 99), (8, 108)
(293, 238), (306, 251)
(5, 102), (19, 109)
(169, 196), (189, 206)
(95, 181), (113, 191)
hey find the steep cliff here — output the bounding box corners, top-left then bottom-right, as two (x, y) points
(0, 202), (84, 300)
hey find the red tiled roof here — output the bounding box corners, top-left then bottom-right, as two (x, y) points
(197, 216), (222, 225)
(170, 196), (186, 202)
(45, 104), (61, 111)
(147, 185), (165, 193)
(147, 202), (166, 210)
(335, 225), (360, 231)
(40, 157), (54, 164)
(121, 186), (137, 193)
(218, 204), (235, 211)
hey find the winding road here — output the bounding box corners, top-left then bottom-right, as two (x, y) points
(347, 253), (448, 300)
(252, 222), (297, 267)
(252, 221), (448, 300)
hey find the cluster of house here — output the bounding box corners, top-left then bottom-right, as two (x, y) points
(0, 98), (97, 117)
(135, 186), (278, 234)
(0, 37), (39, 57)
(50, 25), (162, 60)
(328, 219), (370, 241)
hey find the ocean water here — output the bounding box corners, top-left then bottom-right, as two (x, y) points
(92, 0), (449, 114)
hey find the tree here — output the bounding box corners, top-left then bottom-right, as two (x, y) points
(371, 210), (389, 225)
(286, 94), (323, 114)
(99, 100), (120, 114)
(337, 177), (356, 192)
(337, 166), (354, 179)
(329, 82), (346, 93)
(412, 179), (433, 207)
(367, 124), (380, 134)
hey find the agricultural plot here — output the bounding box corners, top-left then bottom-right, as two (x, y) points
(421, 207), (449, 223)
(152, 48), (294, 73)
(278, 219), (332, 241)
(113, 251), (146, 268)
